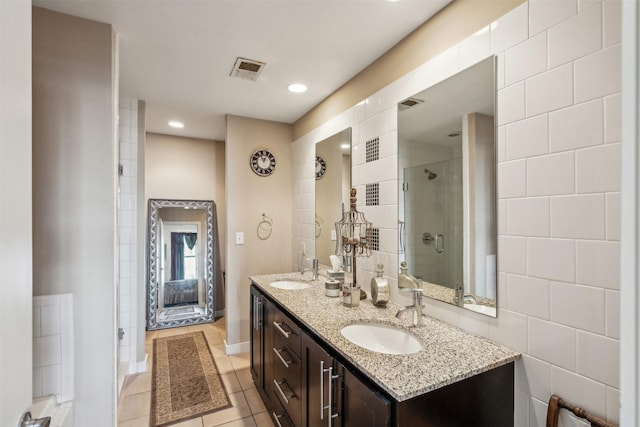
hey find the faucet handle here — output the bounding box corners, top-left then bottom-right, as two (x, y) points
(409, 287), (423, 303)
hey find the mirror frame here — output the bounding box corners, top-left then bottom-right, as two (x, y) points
(146, 198), (216, 330)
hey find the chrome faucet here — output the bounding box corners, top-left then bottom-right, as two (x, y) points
(454, 282), (464, 307)
(463, 294), (477, 304)
(300, 257), (319, 280)
(396, 288), (425, 326)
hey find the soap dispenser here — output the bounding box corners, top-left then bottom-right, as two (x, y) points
(370, 263), (390, 307)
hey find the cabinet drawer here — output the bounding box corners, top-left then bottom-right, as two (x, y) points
(272, 307), (301, 357)
(272, 377), (301, 427)
(270, 393), (295, 427)
(273, 345), (301, 390)
(273, 352), (302, 427)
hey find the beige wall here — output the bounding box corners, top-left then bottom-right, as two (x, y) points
(0, 2), (32, 425)
(32, 7), (116, 425)
(225, 115), (293, 348)
(145, 133), (226, 266)
(145, 132), (226, 320)
(293, 0), (524, 139)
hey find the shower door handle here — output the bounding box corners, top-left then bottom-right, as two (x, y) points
(435, 234), (444, 254)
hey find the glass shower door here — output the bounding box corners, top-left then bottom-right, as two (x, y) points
(403, 158), (462, 289)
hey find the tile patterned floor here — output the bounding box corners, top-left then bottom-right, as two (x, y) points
(117, 318), (275, 427)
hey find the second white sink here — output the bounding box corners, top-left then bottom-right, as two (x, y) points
(269, 280), (310, 290)
(340, 322), (423, 355)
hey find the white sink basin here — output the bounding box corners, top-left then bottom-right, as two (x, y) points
(269, 280), (310, 290)
(340, 322), (423, 355)
(464, 303), (497, 316)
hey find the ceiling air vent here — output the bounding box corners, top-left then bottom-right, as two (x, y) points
(230, 57), (266, 81)
(398, 97), (424, 111)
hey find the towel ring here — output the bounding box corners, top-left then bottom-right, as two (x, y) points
(257, 213), (273, 240)
(315, 214), (323, 238)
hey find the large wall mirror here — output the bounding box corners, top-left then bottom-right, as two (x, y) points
(147, 199), (216, 329)
(315, 128), (351, 267)
(398, 56), (497, 317)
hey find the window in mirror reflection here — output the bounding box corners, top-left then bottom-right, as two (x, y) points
(315, 128), (351, 268)
(398, 56), (497, 317)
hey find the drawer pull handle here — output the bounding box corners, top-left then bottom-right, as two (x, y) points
(272, 411), (284, 427)
(273, 347), (292, 368)
(273, 321), (291, 338)
(274, 379), (294, 405)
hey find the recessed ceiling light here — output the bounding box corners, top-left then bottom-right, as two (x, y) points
(287, 83), (308, 93)
(168, 121), (184, 128)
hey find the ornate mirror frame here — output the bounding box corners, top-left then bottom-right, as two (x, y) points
(146, 199), (216, 330)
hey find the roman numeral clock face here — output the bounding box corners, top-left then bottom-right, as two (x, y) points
(250, 149), (276, 177)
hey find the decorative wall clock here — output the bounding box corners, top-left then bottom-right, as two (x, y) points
(250, 148), (276, 176)
(315, 155), (327, 180)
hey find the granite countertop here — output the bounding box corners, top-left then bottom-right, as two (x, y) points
(250, 272), (520, 402)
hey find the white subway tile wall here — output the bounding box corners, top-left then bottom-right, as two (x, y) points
(33, 294), (74, 402)
(118, 98), (139, 382)
(291, 1), (620, 424)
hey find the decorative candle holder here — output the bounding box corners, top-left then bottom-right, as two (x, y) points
(334, 188), (373, 289)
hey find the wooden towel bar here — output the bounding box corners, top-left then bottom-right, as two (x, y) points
(546, 395), (617, 427)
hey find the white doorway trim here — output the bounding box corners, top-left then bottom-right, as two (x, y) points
(621, 0), (640, 424)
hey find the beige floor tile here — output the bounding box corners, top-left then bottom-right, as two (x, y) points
(158, 327), (190, 338)
(235, 368), (255, 391)
(145, 330), (158, 343)
(187, 324), (210, 333)
(213, 356), (235, 375)
(252, 411), (276, 427)
(202, 391), (252, 427)
(220, 372), (243, 394)
(170, 417), (205, 426)
(118, 392), (150, 421)
(204, 331), (224, 346)
(228, 353), (250, 371)
(210, 344), (227, 358)
(216, 416), (257, 427)
(243, 388), (267, 415)
(118, 415), (150, 427)
(121, 372), (151, 396)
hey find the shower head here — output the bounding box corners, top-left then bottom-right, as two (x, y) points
(424, 168), (437, 180)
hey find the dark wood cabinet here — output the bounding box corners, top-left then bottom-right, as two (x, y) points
(272, 304), (303, 426)
(302, 330), (391, 427)
(250, 287), (263, 388)
(250, 287), (274, 404)
(302, 331), (338, 427)
(250, 283), (514, 427)
(340, 367), (391, 427)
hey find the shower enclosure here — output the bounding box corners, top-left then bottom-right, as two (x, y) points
(403, 158), (463, 289)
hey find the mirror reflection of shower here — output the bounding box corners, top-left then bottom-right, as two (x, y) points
(403, 159), (462, 288)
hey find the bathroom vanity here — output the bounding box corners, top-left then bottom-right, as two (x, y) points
(249, 273), (520, 427)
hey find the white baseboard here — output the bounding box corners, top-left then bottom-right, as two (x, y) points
(135, 354), (148, 373)
(224, 339), (250, 355)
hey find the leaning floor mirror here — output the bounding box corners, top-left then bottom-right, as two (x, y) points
(398, 56), (497, 317)
(147, 199), (217, 330)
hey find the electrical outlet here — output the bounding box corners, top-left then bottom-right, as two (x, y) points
(331, 229), (337, 241)
(235, 232), (244, 245)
